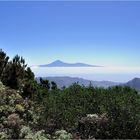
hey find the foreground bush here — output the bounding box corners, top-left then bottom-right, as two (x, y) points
(0, 82), (40, 139)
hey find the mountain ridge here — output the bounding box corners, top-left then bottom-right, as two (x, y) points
(36, 76), (140, 92)
(36, 76), (119, 88)
(124, 77), (140, 91)
(38, 60), (101, 67)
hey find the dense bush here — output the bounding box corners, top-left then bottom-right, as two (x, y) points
(20, 126), (48, 140)
(38, 84), (140, 139)
(0, 82), (40, 139)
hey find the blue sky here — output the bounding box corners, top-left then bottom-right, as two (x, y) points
(0, 1), (140, 67)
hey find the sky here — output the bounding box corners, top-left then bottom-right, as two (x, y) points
(0, 1), (140, 68)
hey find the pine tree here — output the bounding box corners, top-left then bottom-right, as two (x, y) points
(0, 49), (9, 79)
(51, 81), (57, 90)
(2, 55), (27, 89)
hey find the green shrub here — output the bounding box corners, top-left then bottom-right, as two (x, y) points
(55, 130), (72, 140)
(15, 104), (25, 112)
(0, 81), (5, 92)
(0, 132), (8, 139)
(20, 126), (48, 140)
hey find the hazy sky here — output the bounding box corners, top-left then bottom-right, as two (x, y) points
(0, 1), (140, 67)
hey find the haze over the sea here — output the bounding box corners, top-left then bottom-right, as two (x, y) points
(31, 66), (140, 82)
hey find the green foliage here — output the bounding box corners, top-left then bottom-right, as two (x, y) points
(22, 67), (37, 98)
(0, 131), (8, 139)
(40, 78), (50, 90)
(0, 84), (40, 139)
(0, 51), (36, 98)
(78, 113), (108, 139)
(54, 130), (72, 140)
(20, 126), (31, 138)
(0, 81), (5, 92)
(15, 104), (25, 112)
(2, 55), (27, 89)
(0, 49), (9, 79)
(51, 81), (57, 90)
(20, 126), (48, 140)
(1, 50), (140, 139)
(39, 83), (140, 138)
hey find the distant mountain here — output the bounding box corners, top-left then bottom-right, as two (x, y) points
(36, 76), (119, 88)
(124, 78), (140, 91)
(36, 76), (140, 92)
(39, 60), (101, 67)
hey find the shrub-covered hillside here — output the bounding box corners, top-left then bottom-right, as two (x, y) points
(1, 49), (140, 139)
(0, 81), (48, 139)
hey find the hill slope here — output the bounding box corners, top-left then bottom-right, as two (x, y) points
(36, 76), (119, 88)
(36, 77), (140, 92)
(125, 78), (140, 91)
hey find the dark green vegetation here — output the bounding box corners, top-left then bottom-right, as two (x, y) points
(1, 49), (140, 139)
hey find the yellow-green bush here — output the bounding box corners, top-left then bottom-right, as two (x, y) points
(15, 104), (25, 112)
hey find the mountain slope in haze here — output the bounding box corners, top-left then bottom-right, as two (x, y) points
(36, 76), (119, 88)
(39, 60), (101, 67)
(36, 76), (140, 91)
(124, 78), (140, 91)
